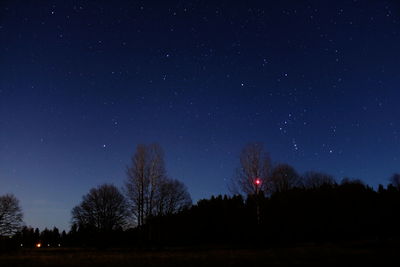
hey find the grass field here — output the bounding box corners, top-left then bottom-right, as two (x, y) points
(1, 241), (399, 266)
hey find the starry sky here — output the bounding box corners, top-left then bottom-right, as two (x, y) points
(1, 0), (399, 231)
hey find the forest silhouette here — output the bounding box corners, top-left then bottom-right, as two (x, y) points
(1, 143), (400, 250)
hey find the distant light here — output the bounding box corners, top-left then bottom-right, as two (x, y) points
(20, 244), (23, 247)
(58, 243), (61, 247)
(36, 243), (41, 248)
(255, 178), (261, 185)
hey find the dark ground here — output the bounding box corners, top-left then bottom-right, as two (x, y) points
(0, 240), (399, 266)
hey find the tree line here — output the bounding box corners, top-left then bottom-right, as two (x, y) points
(1, 142), (400, 249)
(71, 143), (192, 234)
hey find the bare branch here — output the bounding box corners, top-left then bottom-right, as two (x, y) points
(0, 194), (23, 236)
(71, 184), (128, 231)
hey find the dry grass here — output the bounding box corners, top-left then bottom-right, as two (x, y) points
(0, 242), (398, 266)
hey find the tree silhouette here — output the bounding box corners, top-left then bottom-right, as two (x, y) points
(390, 173), (400, 189)
(303, 171), (336, 189)
(154, 178), (192, 216)
(268, 163), (301, 194)
(125, 144), (166, 226)
(71, 184), (129, 232)
(125, 144), (191, 226)
(231, 143), (272, 195)
(0, 194), (23, 236)
(27, 172), (400, 247)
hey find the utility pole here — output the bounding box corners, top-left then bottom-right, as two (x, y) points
(254, 178), (261, 225)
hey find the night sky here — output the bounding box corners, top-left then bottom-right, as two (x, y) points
(1, 0), (399, 231)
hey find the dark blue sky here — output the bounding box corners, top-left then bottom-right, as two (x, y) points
(1, 0), (399, 231)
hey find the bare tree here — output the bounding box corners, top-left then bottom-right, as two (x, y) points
(390, 173), (400, 189)
(126, 143), (166, 226)
(268, 163), (301, 193)
(0, 194), (23, 236)
(340, 177), (365, 186)
(125, 144), (190, 226)
(231, 143), (272, 196)
(71, 184), (128, 231)
(126, 144), (148, 227)
(155, 178), (192, 216)
(145, 144), (166, 219)
(303, 171), (336, 189)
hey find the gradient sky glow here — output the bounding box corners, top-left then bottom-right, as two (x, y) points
(1, 0), (400, 231)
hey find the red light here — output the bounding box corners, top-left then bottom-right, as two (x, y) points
(255, 178), (261, 185)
